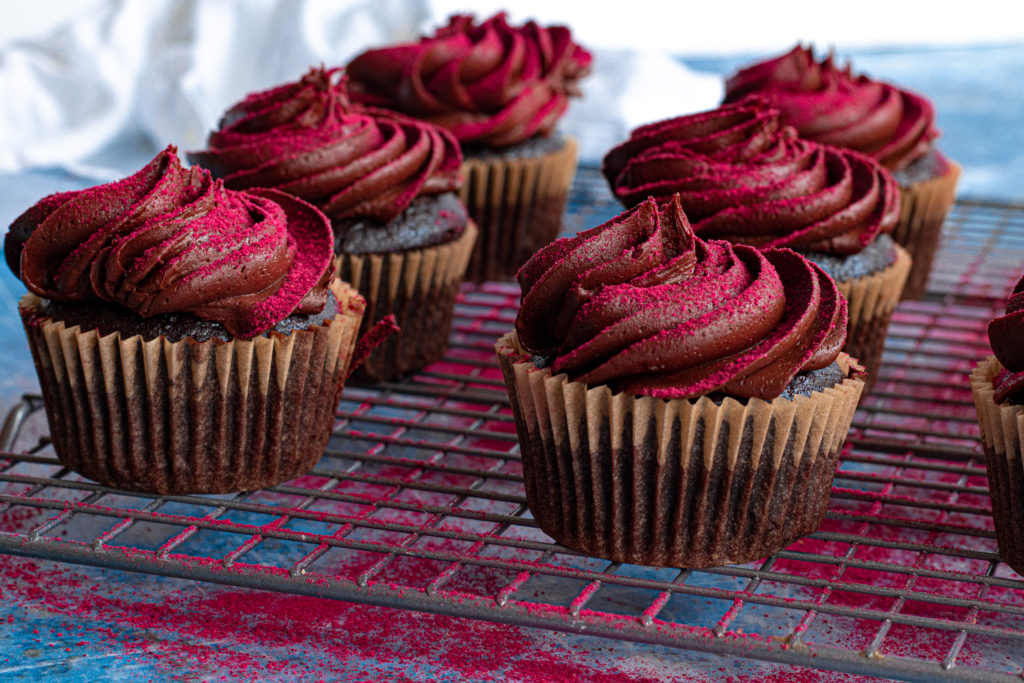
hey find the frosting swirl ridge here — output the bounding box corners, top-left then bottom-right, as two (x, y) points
(989, 276), (1024, 403)
(346, 12), (592, 147)
(189, 68), (462, 224)
(602, 100), (900, 256)
(723, 45), (938, 171)
(6, 146), (333, 338)
(515, 195), (847, 400)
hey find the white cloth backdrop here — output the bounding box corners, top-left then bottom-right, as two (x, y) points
(0, 0), (721, 176)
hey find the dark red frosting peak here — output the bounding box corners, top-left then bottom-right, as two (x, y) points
(346, 12), (592, 147)
(6, 146), (334, 338)
(989, 276), (1024, 403)
(515, 195), (847, 400)
(724, 45), (938, 171)
(602, 100), (900, 256)
(189, 67), (462, 223)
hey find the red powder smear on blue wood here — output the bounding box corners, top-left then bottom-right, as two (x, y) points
(2, 552), (893, 682)
(1, 554), (669, 682)
(0, 497), (960, 682)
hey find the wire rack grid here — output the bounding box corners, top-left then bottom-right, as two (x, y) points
(2, 170), (1024, 682)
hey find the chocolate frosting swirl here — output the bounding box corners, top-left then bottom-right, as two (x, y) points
(988, 276), (1024, 403)
(602, 100), (900, 256)
(189, 68), (462, 224)
(5, 146), (334, 339)
(723, 45), (938, 172)
(346, 12), (592, 147)
(515, 195), (847, 400)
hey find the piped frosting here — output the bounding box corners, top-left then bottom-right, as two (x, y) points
(6, 146), (333, 339)
(989, 276), (1024, 403)
(723, 45), (938, 172)
(189, 67), (462, 224)
(602, 99), (900, 256)
(515, 194), (847, 400)
(346, 12), (592, 147)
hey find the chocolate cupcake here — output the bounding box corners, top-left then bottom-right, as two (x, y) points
(971, 276), (1024, 575)
(496, 195), (866, 568)
(189, 68), (476, 381)
(724, 45), (960, 299)
(5, 147), (365, 495)
(347, 12), (592, 281)
(602, 99), (910, 391)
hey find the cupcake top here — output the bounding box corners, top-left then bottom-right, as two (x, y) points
(602, 99), (900, 256)
(5, 146), (335, 339)
(189, 67), (462, 225)
(988, 276), (1024, 403)
(346, 12), (593, 147)
(723, 45), (938, 172)
(515, 194), (847, 400)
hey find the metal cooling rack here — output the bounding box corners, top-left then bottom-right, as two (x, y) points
(3, 170), (1024, 682)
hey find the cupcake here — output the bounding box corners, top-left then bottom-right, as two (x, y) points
(346, 12), (592, 282)
(189, 67), (476, 382)
(496, 195), (866, 568)
(971, 276), (1024, 574)
(4, 147), (364, 495)
(602, 99), (910, 391)
(723, 45), (960, 299)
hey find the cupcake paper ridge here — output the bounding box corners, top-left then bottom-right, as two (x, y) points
(495, 331), (866, 567)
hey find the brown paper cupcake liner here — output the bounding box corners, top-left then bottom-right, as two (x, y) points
(835, 243), (912, 392)
(970, 357), (1024, 575)
(19, 281), (365, 495)
(338, 221), (477, 382)
(496, 331), (866, 568)
(894, 159), (962, 300)
(460, 136), (579, 282)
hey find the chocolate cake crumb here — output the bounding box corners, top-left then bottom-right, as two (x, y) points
(892, 147), (947, 186)
(36, 292), (338, 344)
(462, 134), (566, 162)
(333, 193), (467, 255)
(803, 234), (898, 283)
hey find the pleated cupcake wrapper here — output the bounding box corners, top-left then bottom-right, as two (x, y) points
(834, 243), (912, 392)
(496, 331), (866, 568)
(459, 136), (579, 282)
(894, 159), (962, 300)
(19, 280), (364, 495)
(970, 357), (1024, 575)
(337, 220), (477, 382)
